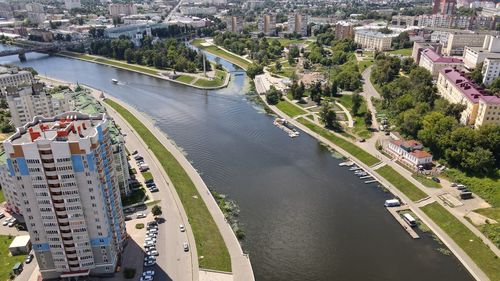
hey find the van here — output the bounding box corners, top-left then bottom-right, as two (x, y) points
(384, 199), (401, 207)
(402, 213), (417, 227)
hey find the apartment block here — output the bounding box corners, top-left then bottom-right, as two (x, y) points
(108, 4), (137, 17)
(481, 57), (500, 85)
(437, 67), (500, 126)
(463, 35), (500, 69)
(64, 0), (82, 10)
(0, 67), (34, 91)
(419, 48), (463, 77)
(226, 16), (242, 33)
(288, 13), (308, 37)
(354, 29), (398, 51)
(2, 112), (127, 279)
(443, 32), (486, 56)
(258, 14), (276, 36)
(6, 83), (70, 128)
(180, 6), (217, 16)
(412, 42), (442, 64)
(334, 21), (354, 40)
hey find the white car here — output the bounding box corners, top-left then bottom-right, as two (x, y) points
(143, 260), (156, 267)
(137, 213), (146, 219)
(2, 220), (9, 226)
(145, 237), (156, 242)
(143, 241), (155, 247)
(183, 243), (189, 252)
(147, 250), (159, 256)
(8, 222), (15, 227)
(179, 224), (185, 232)
(140, 276), (153, 281)
(143, 270), (155, 276)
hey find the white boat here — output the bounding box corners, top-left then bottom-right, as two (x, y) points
(111, 79), (118, 84)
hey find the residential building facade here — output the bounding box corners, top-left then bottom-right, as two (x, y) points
(386, 139), (433, 170)
(354, 29), (398, 51)
(64, 0), (82, 10)
(0, 68), (34, 91)
(443, 32), (486, 56)
(108, 4), (137, 17)
(334, 21), (354, 40)
(463, 35), (500, 69)
(481, 57), (500, 85)
(226, 16), (242, 33)
(2, 112), (127, 279)
(258, 14), (276, 36)
(288, 13), (308, 36)
(419, 48), (463, 77)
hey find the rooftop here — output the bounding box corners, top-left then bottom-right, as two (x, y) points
(422, 48), (462, 64)
(479, 95), (500, 104)
(441, 67), (490, 103)
(9, 235), (30, 248)
(411, 150), (432, 158)
(8, 112), (106, 145)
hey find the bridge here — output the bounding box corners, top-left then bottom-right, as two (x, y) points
(0, 40), (87, 61)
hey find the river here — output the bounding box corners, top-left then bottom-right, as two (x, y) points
(0, 49), (474, 281)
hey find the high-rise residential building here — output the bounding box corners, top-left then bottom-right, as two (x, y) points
(0, 67), (35, 91)
(25, 2), (45, 25)
(288, 13), (308, 36)
(334, 21), (354, 40)
(25, 3), (44, 13)
(463, 35), (500, 69)
(258, 14), (276, 36)
(108, 3), (137, 17)
(2, 112), (127, 279)
(64, 0), (82, 10)
(226, 16), (242, 33)
(433, 0), (457, 15)
(6, 83), (70, 128)
(481, 57), (500, 85)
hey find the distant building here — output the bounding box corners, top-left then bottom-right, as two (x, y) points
(334, 21), (354, 40)
(354, 29), (398, 51)
(64, 0), (82, 10)
(443, 32), (486, 55)
(481, 57), (500, 85)
(180, 6), (217, 16)
(28, 29), (54, 42)
(226, 16), (242, 33)
(8, 235), (31, 256)
(25, 3), (44, 13)
(6, 83), (70, 127)
(386, 139), (433, 170)
(0, 2), (13, 19)
(463, 35), (500, 69)
(412, 41), (442, 64)
(418, 48), (463, 77)
(288, 13), (308, 36)
(434, 0), (457, 15)
(258, 14), (276, 36)
(109, 3), (137, 17)
(437, 67), (500, 127)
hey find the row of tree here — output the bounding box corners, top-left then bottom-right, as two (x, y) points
(213, 33), (284, 65)
(371, 54), (500, 175)
(89, 38), (209, 73)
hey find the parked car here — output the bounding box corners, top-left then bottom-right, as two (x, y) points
(134, 155), (143, 160)
(147, 250), (159, 256)
(143, 241), (155, 247)
(131, 150), (138, 155)
(146, 182), (156, 187)
(143, 270), (155, 276)
(145, 179), (154, 184)
(150, 188), (159, 193)
(451, 182), (457, 187)
(179, 224), (185, 232)
(183, 243), (189, 252)
(25, 254), (34, 264)
(140, 276), (153, 281)
(432, 177), (440, 183)
(2, 219), (9, 226)
(137, 213), (146, 219)
(144, 256), (156, 262)
(143, 260), (156, 267)
(0, 213), (5, 219)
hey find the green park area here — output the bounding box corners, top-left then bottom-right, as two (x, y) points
(276, 100), (307, 117)
(421, 202), (500, 281)
(375, 165), (427, 201)
(387, 48), (412, 56)
(0, 235), (27, 281)
(104, 99), (231, 272)
(192, 39), (251, 70)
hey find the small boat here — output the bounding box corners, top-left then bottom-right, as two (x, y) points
(111, 79), (118, 84)
(234, 73), (244, 76)
(356, 172), (368, 177)
(349, 166), (359, 171)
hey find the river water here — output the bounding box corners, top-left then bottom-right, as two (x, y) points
(0, 49), (474, 281)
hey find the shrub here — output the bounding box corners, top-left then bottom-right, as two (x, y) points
(135, 223), (144, 229)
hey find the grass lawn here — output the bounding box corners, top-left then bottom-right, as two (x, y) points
(193, 71), (226, 87)
(387, 48), (412, 56)
(175, 75), (195, 84)
(197, 45), (251, 70)
(0, 235), (27, 281)
(104, 99), (231, 272)
(412, 174), (442, 188)
(121, 188), (147, 206)
(142, 171), (153, 181)
(336, 95), (372, 139)
(474, 207), (500, 249)
(297, 117), (379, 166)
(276, 100), (307, 117)
(358, 60), (374, 73)
(421, 202), (500, 281)
(376, 165), (427, 201)
(0, 190), (4, 203)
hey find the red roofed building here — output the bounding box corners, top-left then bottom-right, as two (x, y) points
(419, 48), (463, 77)
(386, 139), (433, 170)
(437, 67), (500, 127)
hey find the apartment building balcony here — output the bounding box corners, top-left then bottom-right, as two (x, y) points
(42, 162), (55, 169)
(50, 188), (62, 194)
(54, 203), (66, 209)
(40, 153), (53, 160)
(64, 245), (76, 252)
(46, 175), (58, 180)
(61, 232), (73, 239)
(59, 225), (70, 232)
(42, 158), (55, 164)
(66, 253), (78, 260)
(47, 179), (60, 185)
(51, 194), (63, 200)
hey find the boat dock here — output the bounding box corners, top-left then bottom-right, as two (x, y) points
(364, 179), (378, 184)
(386, 206), (420, 239)
(273, 118), (299, 138)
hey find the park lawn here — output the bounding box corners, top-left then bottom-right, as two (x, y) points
(421, 202), (500, 281)
(336, 95), (372, 139)
(297, 117), (379, 166)
(193, 78), (223, 88)
(0, 190), (4, 203)
(142, 171), (153, 181)
(358, 60), (374, 73)
(376, 165), (427, 201)
(200, 45), (251, 70)
(104, 99), (231, 272)
(276, 100), (307, 117)
(387, 48), (412, 56)
(412, 174), (441, 188)
(0, 235), (27, 281)
(121, 188), (147, 207)
(175, 75), (195, 84)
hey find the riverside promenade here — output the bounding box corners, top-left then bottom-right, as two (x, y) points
(93, 88), (255, 281)
(254, 82), (489, 281)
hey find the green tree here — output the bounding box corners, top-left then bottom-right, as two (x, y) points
(152, 205), (162, 217)
(266, 86), (281, 105)
(351, 93), (362, 116)
(247, 63), (264, 79)
(364, 110), (373, 127)
(275, 61), (282, 72)
(470, 62), (484, 85)
(320, 102), (338, 129)
(124, 48), (133, 63)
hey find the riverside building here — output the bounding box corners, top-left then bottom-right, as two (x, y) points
(2, 112), (127, 279)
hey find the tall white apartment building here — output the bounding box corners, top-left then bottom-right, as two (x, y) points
(288, 13), (308, 36)
(354, 29), (398, 51)
(463, 35), (500, 69)
(2, 112), (127, 279)
(0, 67), (34, 91)
(6, 83), (70, 128)
(108, 3), (137, 17)
(64, 0), (82, 10)
(258, 14), (276, 36)
(481, 57), (500, 85)
(226, 16), (242, 33)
